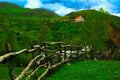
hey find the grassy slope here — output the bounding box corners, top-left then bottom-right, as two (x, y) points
(1, 3), (120, 50)
(0, 10), (120, 53)
(43, 60), (120, 80)
(0, 2), (59, 55)
(65, 10), (120, 48)
(1, 3), (120, 51)
(0, 64), (24, 80)
(0, 61), (120, 80)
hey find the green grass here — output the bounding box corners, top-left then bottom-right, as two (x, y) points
(0, 64), (9, 80)
(0, 60), (120, 80)
(43, 60), (120, 80)
(0, 64), (24, 80)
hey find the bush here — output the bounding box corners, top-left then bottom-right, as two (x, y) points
(112, 49), (120, 60)
(14, 53), (32, 67)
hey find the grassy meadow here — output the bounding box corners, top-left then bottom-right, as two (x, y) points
(0, 60), (120, 80)
(43, 60), (120, 80)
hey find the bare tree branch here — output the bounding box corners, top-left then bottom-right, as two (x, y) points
(51, 59), (68, 68)
(37, 62), (51, 80)
(37, 59), (69, 80)
(26, 63), (47, 80)
(0, 49), (27, 62)
(43, 41), (62, 45)
(0, 44), (56, 63)
(27, 49), (36, 53)
(15, 53), (44, 80)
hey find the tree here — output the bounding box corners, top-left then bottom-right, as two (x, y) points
(39, 25), (52, 45)
(99, 8), (110, 14)
(6, 30), (19, 52)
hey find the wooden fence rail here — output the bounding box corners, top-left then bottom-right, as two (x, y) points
(0, 41), (111, 80)
(0, 42), (72, 80)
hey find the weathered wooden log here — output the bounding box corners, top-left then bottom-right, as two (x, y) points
(26, 63), (47, 80)
(0, 49), (27, 63)
(51, 59), (68, 68)
(37, 59), (69, 80)
(61, 45), (71, 48)
(27, 49), (36, 53)
(43, 41), (62, 45)
(15, 53), (44, 80)
(37, 62), (51, 80)
(0, 44), (43, 63)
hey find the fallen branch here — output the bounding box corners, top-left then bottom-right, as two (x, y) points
(26, 63), (47, 80)
(27, 49), (36, 53)
(0, 44), (56, 63)
(0, 44), (43, 63)
(0, 47), (38, 63)
(37, 62), (51, 80)
(43, 41), (62, 45)
(0, 49), (27, 63)
(15, 53), (45, 80)
(51, 59), (68, 68)
(37, 59), (69, 80)
(34, 45), (56, 52)
(98, 52), (105, 59)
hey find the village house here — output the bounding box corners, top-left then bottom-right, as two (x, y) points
(75, 15), (85, 22)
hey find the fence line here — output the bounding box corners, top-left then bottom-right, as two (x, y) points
(0, 41), (112, 80)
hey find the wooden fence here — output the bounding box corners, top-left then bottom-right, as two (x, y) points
(0, 41), (111, 80)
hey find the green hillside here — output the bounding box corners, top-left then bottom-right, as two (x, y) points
(43, 61), (120, 80)
(0, 2), (120, 65)
(0, 2), (20, 8)
(0, 60), (120, 80)
(0, 2), (59, 18)
(65, 10), (120, 48)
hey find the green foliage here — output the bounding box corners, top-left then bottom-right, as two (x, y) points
(6, 30), (20, 51)
(112, 49), (120, 60)
(14, 52), (32, 67)
(0, 2), (59, 18)
(64, 10), (112, 50)
(99, 8), (110, 14)
(0, 64), (24, 80)
(0, 2), (120, 62)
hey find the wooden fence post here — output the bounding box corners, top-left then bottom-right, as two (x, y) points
(5, 43), (15, 80)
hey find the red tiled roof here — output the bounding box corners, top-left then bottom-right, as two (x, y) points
(76, 16), (81, 19)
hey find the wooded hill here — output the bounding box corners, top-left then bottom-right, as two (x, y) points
(0, 2), (59, 18)
(0, 2), (120, 64)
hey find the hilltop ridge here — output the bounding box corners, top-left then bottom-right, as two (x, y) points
(0, 2), (59, 18)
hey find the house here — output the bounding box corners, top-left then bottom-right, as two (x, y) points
(75, 16), (85, 22)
